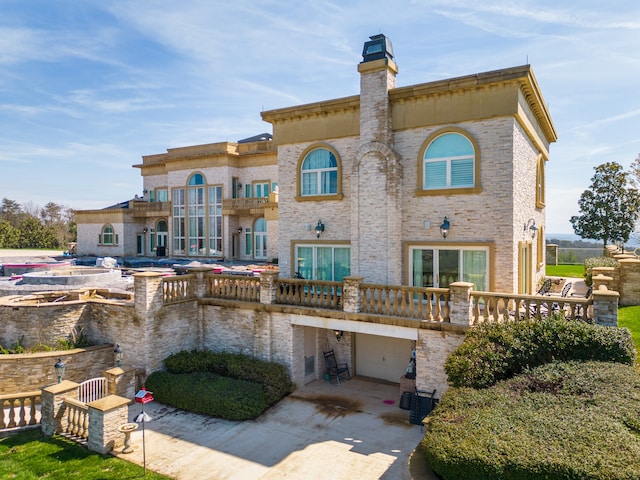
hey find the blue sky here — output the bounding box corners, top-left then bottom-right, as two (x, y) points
(1, 1), (638, 233)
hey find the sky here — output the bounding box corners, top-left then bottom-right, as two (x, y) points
(1, 1), (638, 233)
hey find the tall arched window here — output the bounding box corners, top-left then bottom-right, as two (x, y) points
(300, 148), (338, 196)
(423, 133), (475, 190)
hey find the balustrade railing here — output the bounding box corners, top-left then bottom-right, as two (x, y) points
(470, 291), (593, 325)
(62, 398), (89, 441)
(275, 279), (342, 310)
(162, 274), (195, 304)
(207, 274), (260, 302)
(1, 391), (40, 431)
(360, 284), (450, 321)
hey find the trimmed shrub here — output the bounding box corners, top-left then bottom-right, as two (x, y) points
(584, 256), (618, 286)
(163, 350), (293, 405)
(445, 316), (636, 389)
(145, 371), (267, 421)
(423, 361), (640, 480)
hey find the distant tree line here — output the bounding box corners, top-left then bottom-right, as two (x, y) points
(0, 198), (76, 249)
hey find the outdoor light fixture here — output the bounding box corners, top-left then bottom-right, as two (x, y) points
(524, 218), (538, 238)
(334, 330), (344, 342)
(142, 227), (148, 233)
(54, 358), (66, 384)
(440, 217), (450, 239)
(113, 343), (123, 367)
(238, 227), (243, 233)
(315, 220), (325, 238)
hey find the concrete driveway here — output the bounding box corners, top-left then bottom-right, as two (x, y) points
(116, 378), (430, 479)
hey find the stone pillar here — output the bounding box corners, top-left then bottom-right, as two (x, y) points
(104, 367), (136, 401)
(342, 276), (363, 313)
(260, 271), (279, 305)
(133, 272), (165, 319)
(448, 282), (474, 326)
(41, 380), (80, 436)
(189, 267), (214, 298)
(592, 273), (614, 292)
(87, 395), (131, 454)
(617, 259), (640, 306)
(592, 287), (619, 327)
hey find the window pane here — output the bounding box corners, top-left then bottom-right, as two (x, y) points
(316, 247), (332, 280)
(426, 133), (474, 158)
(296, 247), (313, 279)
(424, 161), (446, 189)
(334, 248), (351, 281)
(438, 250), (459, 288)
(302, 172), (317, 195)
(451, 159), (474, 187)
(463, 251), (487, 291)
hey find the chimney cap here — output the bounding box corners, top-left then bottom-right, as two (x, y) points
(362, 34), (394, 63)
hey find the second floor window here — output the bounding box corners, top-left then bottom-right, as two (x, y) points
(301, 148), (338, 196)
(423, 132), (475, 190)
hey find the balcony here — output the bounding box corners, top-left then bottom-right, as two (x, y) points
(131, 201), (171, 218)
(222, 196), (276, 215)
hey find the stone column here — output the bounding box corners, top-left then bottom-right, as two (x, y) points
(592, 287), (619, 327)
(260, 271), (279, 305)
(104, 367), (136, 401)
(87, 395), (131, 454)
(592, 273), (614, 292)
(448, 282), (474, 326)
(41, 380), (80, 436)
(188, 267), (215, 298)
(341, 276), (363, 313)
(133, 272), (165, 319)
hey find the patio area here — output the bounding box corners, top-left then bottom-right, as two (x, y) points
(117, 377), (433, 479)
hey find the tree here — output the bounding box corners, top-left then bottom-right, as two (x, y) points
(0, 198), (25, 226)
(570, 162), (640, 246)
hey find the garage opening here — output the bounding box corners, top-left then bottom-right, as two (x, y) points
(355, 333), (414, 384)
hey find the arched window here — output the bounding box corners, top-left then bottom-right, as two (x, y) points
(99, 224), (118, 245)
(423, 132), (475, 190)
(300, 148), (338, 196)
(188, 173), (205, 186)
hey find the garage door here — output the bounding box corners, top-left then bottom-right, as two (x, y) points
(355, 333), (413, 383)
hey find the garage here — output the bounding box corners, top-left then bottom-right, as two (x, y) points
(355, 333), (414, 383)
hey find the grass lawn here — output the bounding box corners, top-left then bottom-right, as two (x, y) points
(0, 429), (170, 480)
(545, 264), (585, 278)
(618, 306), (640, 362)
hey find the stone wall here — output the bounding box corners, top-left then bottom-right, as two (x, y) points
(0, 345), (115, 395)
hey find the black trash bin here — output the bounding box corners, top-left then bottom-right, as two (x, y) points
(399, 391), (412, 410)
(409, 389), (436, 425)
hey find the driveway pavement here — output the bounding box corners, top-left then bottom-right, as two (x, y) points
(116, 378), (435, 479)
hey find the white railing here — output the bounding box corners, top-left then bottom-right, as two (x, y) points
(78, 377), (107, 403)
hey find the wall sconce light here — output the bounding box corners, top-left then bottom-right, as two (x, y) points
(142, 227), (148, 233)
(524, 218), (538, 238)
(334, 330), (344, 342)
(238, 227), (243, 233)
(54, 358), (66, 384)
(113, 343), (123, 367)
(315, 220), (325, 238)
(440, 217), (450, 239)
(237, 182), (242, 188)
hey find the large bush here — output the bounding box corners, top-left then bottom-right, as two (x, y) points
(445, 316), (636, 389)
(162, 350), (293, 405)
(145, 371), (267, 421)
(584, 256), (618, 286)
(423, 361), (640, 480)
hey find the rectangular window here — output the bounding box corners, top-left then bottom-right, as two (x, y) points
(208, 186), (223, 256)
(410, 246), (488, 291)
(302, 172), (317, 195)
(245, 228), (252, 256)
(173, 189), (185, 255)
(294, 245), (351, 281)
(188, 186), (205, 256)
(450, 159), (474, 187)
(424, 161), (446, 189)
(156, 189), (168, 202)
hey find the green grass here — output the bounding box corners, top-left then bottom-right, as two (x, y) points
(545, 264), (585, 278)
(618, 306), (640, 361)
(0, 429), (171, 480)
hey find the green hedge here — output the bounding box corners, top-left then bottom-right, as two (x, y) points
(444, 316), (636, 389)
(423, 361), (640, 480)
(145, 371), (267, 421)
(162, 350), (293, 405)
(584, 256), (618, 286)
